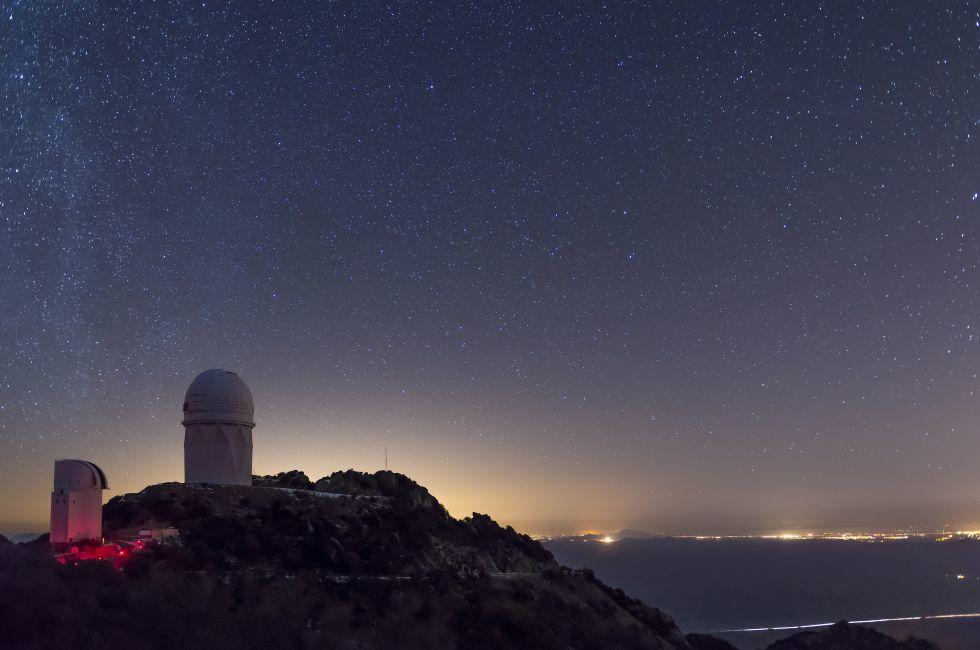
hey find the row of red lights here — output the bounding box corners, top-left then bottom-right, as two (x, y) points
(55, 539), (147, 568)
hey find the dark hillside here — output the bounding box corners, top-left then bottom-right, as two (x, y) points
(0, 472), (938, 650)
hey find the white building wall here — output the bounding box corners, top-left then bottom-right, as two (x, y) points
(184, 422), (253, 485)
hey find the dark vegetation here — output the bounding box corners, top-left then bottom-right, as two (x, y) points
(686, 634), (741, 650)
(0, 471), (938, 650)
(251, 469), (315, 490)
(0, 543), (691, 650)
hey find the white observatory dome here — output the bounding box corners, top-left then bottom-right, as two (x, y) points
(181, 369), (255, 427)
(50, 459), (109, 544)
(53, 459), (109, 491)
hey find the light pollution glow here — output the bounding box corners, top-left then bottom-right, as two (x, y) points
(4, 388), (980, 538)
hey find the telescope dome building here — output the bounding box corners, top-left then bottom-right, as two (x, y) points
(50, 459), (109, 544)
(183, 369), (255, 486)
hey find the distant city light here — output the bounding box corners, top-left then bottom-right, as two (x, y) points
(534, 527), (980, 543)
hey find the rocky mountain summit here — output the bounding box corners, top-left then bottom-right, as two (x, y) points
(94, 469), (693, 649)
(0, 471), (940, 650)
(105, 470), (554, 577)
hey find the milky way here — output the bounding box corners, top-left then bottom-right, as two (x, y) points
(0, 1), (977, 534)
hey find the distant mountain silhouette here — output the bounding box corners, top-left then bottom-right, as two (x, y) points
(560, 528), (657, 542)
(615, 528), (657, 540)
(765, 621), (938, 649)
(688, 622), (939, 650)
(0, 471), (940, 650)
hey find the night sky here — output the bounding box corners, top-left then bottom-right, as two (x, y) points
(1, 2), (977, 536)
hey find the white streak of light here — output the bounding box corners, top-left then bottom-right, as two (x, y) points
(713, 611), (980, 634)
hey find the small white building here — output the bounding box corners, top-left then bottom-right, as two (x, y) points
(183, 369), (255, 486)
(50, 459), (109, 544)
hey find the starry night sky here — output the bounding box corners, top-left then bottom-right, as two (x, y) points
(1, 1), (977, 535)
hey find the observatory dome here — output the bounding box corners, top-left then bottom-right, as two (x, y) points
(53, 459), (109, 490)
(181, 369), (255, 427)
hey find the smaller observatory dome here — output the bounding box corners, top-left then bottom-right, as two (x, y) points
(182, 369), (255, 427)
(53, 459), (109, 490)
